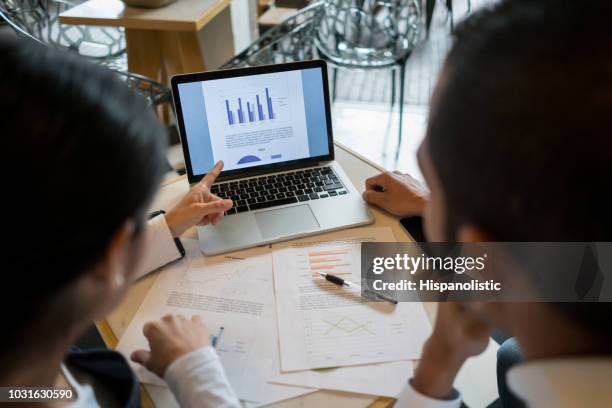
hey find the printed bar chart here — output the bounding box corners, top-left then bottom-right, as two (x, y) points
(225, 88), (276, 126)
(297, 248), (354, 276)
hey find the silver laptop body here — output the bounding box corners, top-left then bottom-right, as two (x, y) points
(171, 60), (373, 255)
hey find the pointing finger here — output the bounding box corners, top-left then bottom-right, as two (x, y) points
(199, 161), (224, 189)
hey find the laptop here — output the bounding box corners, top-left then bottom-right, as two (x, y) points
(171, 60), (373, 255)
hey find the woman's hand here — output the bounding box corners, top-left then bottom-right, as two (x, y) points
(131, 314), (211, 378)
(165, 161), (233, 238)
(362, 171), (428, 216)
(411, 303), (493, 399)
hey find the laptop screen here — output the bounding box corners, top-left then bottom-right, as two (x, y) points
(175, 65), (332, 179)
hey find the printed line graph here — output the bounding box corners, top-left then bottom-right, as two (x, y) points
(322, 316), (375, 336)
(302, 309), (403, 366)
(185, 265), (254, 284)
(177, 263), (270, 300)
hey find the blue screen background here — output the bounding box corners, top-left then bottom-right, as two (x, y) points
(177, 68), (330, 176)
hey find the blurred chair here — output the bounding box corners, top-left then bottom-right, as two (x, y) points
(0, 0), (170, 107)
(223, 1), (324, 68)
(224, 0), (422, 158)
(1, 0), (124, 60)
(425, 0), (471, 34)
(316, 0), (422, 156)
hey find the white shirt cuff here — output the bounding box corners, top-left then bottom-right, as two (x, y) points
(134, 215), (182, 280)
(394, 380), (462, 408)
(165, 347), (240, 408)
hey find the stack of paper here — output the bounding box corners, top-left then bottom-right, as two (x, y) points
(116, 241), (313, 406)
(270, 228), (431, 397)
(116, 227), (431, 406)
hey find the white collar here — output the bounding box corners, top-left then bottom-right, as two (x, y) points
(61, 363), (101, 408)
(507, 357), (612, 407)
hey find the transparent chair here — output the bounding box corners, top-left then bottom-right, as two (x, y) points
(0, 0), (170, 107)
(1, 0), (124, 62)
(424, 0), (471, 34)
(316, 0), (422, 155)
(223, 2), (324, 68)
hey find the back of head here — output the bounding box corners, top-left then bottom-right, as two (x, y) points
(1, 37), (167, 351)
(426, 1), (612, 341)
(429, 0), (612, 241)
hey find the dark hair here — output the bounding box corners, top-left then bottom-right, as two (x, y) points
(427, 1), (612, 339)
(2, 38), (167, 345)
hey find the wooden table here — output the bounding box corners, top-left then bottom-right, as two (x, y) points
(59, 0), (235, 85)
(97, 142), (500, 408)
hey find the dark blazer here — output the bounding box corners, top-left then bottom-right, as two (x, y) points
(67, 348), (140, 408)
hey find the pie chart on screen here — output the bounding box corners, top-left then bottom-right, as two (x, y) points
(237, 155), (261, 165)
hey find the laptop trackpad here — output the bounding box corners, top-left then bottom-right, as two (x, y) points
(254, 204), (320, 239)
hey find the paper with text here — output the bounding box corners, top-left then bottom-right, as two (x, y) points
(116, 240), (314, 406)
(272, 227), (431, 371)
(269, 359), (414, 397)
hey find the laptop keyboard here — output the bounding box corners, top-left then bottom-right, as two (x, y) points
(210, 166), (348, 215)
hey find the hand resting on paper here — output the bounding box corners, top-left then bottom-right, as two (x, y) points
(165, 160), (233, 238)
(131, 314), (212, 378)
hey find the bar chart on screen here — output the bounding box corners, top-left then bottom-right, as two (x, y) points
(201, 70), (310, 172)
(225, 87), (277, 125)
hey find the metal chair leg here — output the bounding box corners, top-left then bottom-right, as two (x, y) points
(390, 69), (396, 109)
(382, 69), (397, 158)
(332, 67), (339, 102)
(395, 61), (407, 160)
(425, 0), (436, 36)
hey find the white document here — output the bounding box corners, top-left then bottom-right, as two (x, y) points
(116, 240), (314, 406)
(272, 227), (432, 372)
(269, 360), (414, 397)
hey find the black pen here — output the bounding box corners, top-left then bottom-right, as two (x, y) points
(315, 271), (398, 305)
(211, 326), (224, 348)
